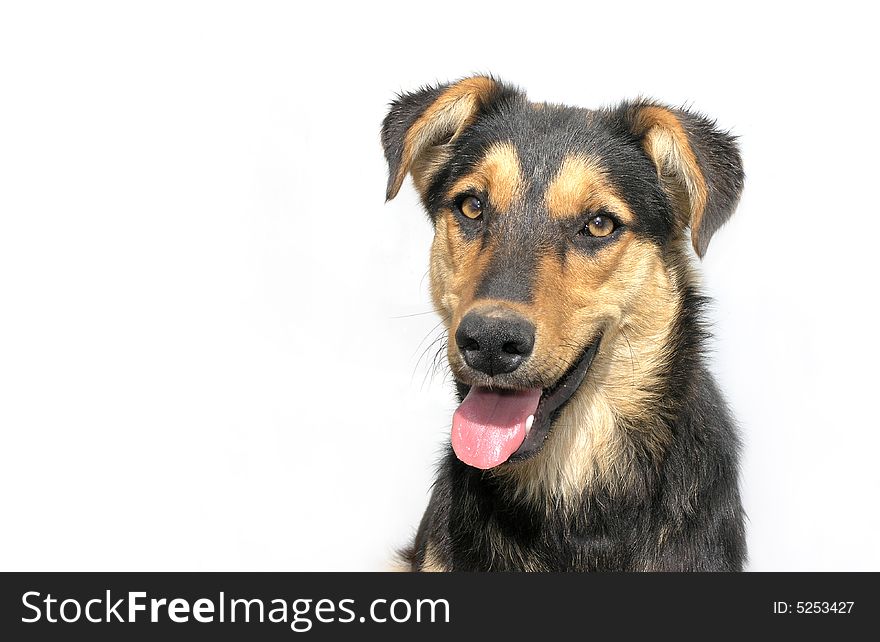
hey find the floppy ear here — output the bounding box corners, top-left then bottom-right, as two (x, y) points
(624, 102), (744, 257)
(381, 76), (515, 201)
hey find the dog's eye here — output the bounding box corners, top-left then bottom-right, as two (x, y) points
(457, 196), (484, 220)
(584, 215), (615, 237)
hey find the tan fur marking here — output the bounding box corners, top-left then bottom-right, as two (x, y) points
(429, 213), (495, 326)
(448, 142), (523, 213)
(389, 76), (497, 199)
(630, 106), (709, 255)
(544, 155), (635, 222)
(411, 144), (453, 195)
(490, 240), (681, 508)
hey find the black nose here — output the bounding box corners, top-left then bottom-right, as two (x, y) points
(455, 309), (535, 376)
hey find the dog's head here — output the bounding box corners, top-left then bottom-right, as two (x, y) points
(382, 76), (743, 471)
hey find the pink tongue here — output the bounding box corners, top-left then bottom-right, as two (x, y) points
(451, 387), (542, 469)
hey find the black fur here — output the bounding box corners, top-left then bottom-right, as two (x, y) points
(382, 77), (746, 571)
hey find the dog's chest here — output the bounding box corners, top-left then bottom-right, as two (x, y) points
(446, 488), (646, 571)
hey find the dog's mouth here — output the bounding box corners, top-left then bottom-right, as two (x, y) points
(450, 337), (601, 470)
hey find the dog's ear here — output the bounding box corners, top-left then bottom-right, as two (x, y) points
(622, 102), (744, 257)
(381, 76), (515, 201)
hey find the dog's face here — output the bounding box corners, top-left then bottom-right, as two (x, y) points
(382, 77), (742, 471)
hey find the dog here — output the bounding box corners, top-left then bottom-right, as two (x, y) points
(382, 76), (746, 571)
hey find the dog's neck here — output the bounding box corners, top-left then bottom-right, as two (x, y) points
(490, 248), (696, 510)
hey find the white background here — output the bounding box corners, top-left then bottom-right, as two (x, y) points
(1, 1), (878, 571)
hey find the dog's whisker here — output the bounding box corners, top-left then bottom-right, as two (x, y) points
(391, 310), (439, 319)
(618, 326), (638, 386)
(419, 338), (449, 391)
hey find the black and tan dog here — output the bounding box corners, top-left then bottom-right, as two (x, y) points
(382, 76), (746, 571)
